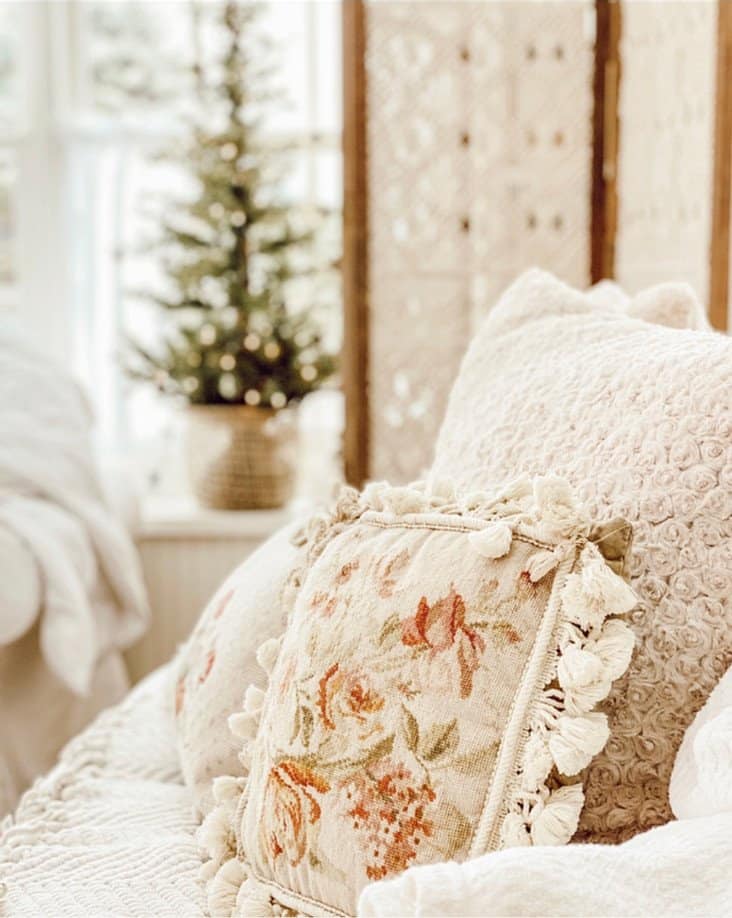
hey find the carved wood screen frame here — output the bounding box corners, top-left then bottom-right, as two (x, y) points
(342, 0), (732, 486)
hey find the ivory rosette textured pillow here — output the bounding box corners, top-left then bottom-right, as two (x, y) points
(432, 268), (732, 842)
(198, 478), (636, 916)
(173, 523), (304, 817)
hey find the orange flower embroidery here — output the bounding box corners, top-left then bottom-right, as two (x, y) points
(335, 560), (360, 585)
(310, 591), (338, 617)
(401, 587), (485, 698)
(260, 761), (330, 867)
(342, 758), (435, 881)
(318, 663), (385, 731)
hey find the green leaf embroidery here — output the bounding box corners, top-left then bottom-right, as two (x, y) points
(420, 719), (459, 761)
(289, 704), (302, 745)
(440, 802), (473, 859)
(401, 704), (420, 752)
(361, 733), (395, 767)
(450, 744), (497, 776)
(301, 707), (314, 748)
(378, 614), (402, 649)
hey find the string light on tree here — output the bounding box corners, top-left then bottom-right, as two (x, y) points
(126, 1), (336, 414)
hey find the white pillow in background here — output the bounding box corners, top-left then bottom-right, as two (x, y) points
(173, 521), (305, 818)
(432, 268), (732, 842)
(670, 664), (732, 819)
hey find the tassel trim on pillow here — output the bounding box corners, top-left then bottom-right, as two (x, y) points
(496, 538), (637, 848)
(197, 476), (637, 916)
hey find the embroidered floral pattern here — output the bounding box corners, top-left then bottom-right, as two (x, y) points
(341, 757), (436, 881)
(248, 529), (548, 901)
(260, 761), (330, 867)
(203, 478), (637, 918)
(401, 587), (486, 699)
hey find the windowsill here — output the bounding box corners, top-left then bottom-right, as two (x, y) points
(135, 494), (311, 541)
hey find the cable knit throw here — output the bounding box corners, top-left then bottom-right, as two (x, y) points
(431, 268), (732, 842)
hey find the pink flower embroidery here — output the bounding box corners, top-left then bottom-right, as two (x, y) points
(213, 588), (234, 620)
(197, 649), (216, 684)
(401, 588), (485, 698)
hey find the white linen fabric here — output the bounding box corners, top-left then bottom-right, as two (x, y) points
(0, 321), (149, 695)
(0, 666), (205, 918)
(358, 664), (732, 918)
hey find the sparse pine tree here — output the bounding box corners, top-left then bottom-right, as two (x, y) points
(128, 1), (336, 410)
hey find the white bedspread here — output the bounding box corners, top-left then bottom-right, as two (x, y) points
(0, 666), (205, 918)
(0, 322), (149, 695)
(359, 666), (732, 917)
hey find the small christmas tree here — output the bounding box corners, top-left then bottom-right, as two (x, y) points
(129, 1), (336, 410)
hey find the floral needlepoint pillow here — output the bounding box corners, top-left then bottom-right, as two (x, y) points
(199, 478), (637, 917)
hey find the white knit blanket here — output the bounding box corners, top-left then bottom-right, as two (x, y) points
(0, 667), (205, 918)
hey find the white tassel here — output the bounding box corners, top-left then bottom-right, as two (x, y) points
(520, 732), (553, 791)
(256, 637), (282, 676)
(562, 548), (638, 630)
(429, 477), (457, 502)
(199, 858), (219, 884)
(197, 802), (236, 865)
(529, 784), (584, 845)
(213, 775), (246, 804)
(229, 711), (259, 741)
(468, 522), (513, 559)
(548, 712), (610, 775)
(526, 547), (561, 582)
(588, 618), (636, 681)
(208, 858), (248, 917)
(532, 476), (583, 538)
(235, 877), (274, 917)
(244, 684), (265, 713)
(556, 645), (604, 689)
(500, 811), (532, 848)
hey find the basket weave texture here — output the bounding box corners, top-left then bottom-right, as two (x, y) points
(187, 405), (297, 510)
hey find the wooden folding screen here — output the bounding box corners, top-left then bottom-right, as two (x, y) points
(343, 0), (732, 486)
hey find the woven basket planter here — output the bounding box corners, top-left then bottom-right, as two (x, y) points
(187, 405), (297, 510)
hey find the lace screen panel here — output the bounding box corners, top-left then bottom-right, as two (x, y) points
(365, 1), (594, 483)
(615, 2), (717, 305)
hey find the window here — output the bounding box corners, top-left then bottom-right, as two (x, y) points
(2, 0), (342, 495)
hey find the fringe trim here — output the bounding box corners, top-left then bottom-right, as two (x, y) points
(198, 476), (637, 914)
(498, 539), (637, 848)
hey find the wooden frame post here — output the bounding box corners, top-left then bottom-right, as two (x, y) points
(710, 0), (732, 331)
(341, 0), (369, 486)
(591, 0), (621, 283)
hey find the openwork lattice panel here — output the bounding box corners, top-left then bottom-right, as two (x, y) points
(365, 1), (594, 482)
(615, 2), (717, 304)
